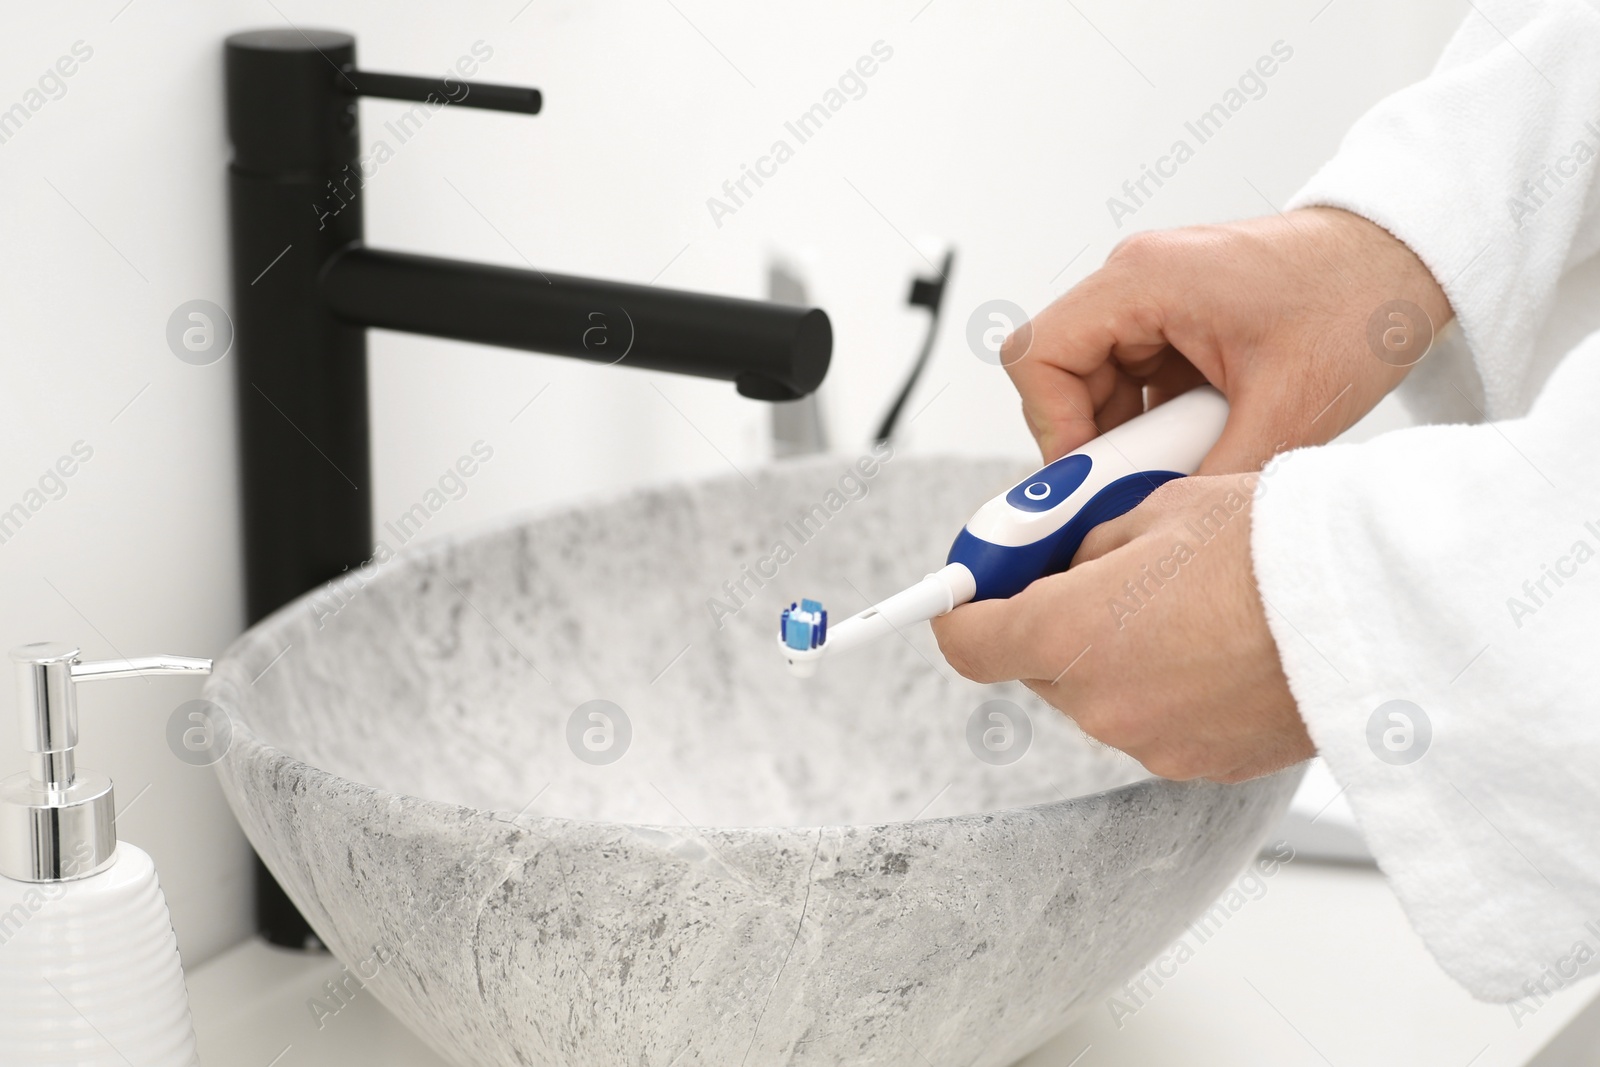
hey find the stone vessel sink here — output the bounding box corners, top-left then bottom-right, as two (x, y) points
(206, 455), (1299, 1067)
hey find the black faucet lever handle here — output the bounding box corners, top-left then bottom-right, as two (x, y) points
(343, 69), (541, 114)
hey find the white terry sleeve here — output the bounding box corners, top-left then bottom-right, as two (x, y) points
(1286, 0), (1600, 418)
(1254, 338), (1600, 1003)
(1259, 0), (1600, 1002)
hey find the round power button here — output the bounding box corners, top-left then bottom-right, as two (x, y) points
(1005, 453), (1093, 513)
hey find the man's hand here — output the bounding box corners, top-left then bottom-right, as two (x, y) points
(931, 474), (1312, 783)
(1007, 207), (1453, 473)
(940, 208), (1452, 779)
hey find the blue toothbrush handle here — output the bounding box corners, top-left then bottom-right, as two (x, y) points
(948, 470), (1183, 601)
(946, 386), (1229, 602)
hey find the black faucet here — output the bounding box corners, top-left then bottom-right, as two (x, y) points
(223, 29), (831, 947)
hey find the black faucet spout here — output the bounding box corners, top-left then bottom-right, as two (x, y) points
(320, 247), (829, 400)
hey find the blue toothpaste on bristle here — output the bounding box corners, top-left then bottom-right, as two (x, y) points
(776, 386), (1231, 678)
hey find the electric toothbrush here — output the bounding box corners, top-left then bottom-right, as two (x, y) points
(778, 385), (1229, 676)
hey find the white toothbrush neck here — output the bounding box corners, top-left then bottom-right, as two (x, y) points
(799, 563), (974, 662)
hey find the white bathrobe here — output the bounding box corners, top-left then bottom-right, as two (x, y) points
(1256, 0), (1600, 1004)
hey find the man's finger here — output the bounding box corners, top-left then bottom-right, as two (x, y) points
(1196, 391), (1298, 475)
(1090, 362), (1147, 434)
(1143, 355), (1209, 408)
(1012, 361), (1099, 462)
(931, 568), (1100, 684)
(1073, 508), (1146, 566)
(930, 596), (1037, 684)
(1007, 276), (1172, 460)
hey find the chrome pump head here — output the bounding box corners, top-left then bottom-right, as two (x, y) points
(0, 644), (210, 883)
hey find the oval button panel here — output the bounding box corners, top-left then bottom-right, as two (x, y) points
(1004, 453), (1092, 513)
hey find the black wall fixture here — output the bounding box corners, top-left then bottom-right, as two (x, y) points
(225, 29), (832, 948)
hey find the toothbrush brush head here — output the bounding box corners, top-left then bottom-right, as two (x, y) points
(778, 598), (827, 677)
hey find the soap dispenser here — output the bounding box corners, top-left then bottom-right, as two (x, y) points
(0, 642), (210, 1067)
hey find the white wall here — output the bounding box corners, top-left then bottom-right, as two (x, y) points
(0, 0), (1467, 967)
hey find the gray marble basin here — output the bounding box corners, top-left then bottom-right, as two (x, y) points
(206, 454), (1299, 1067)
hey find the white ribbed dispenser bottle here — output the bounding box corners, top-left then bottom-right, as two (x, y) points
(0, 642), (209, 1067)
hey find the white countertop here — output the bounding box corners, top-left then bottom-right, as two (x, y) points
(188, 861), (1599, 1067)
